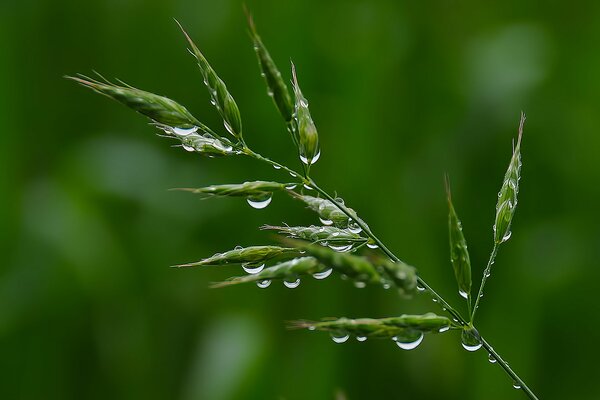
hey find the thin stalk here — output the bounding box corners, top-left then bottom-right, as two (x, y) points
(472, 244), (498, 323)
(244, 148), (538, 400)
(481, 337), (539, 400)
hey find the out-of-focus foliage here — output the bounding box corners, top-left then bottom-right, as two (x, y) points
(1, 0), (599, 399)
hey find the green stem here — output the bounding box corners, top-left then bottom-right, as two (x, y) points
(471, 244), (499, 323)
(244, 148), (538, 400)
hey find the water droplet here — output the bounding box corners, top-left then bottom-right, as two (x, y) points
(329, 243), (353, 252)
(394, 332), (424, 350)
(308, 325), (316, 331)
(356, 336), (367, 342)
(416, 285), (425, 292)
(501, 231), (512, 242)
(348, 221), (362, 234)
(432, 298), (438, 303)
(289, 171), (297, 178)
(243, 263), (264, 274)
(438, 326), (450, 333)
(366, 242), (379, 249)
(382, 282), (391, 290)
(303, 183), (313, 190)
(234, 245), (243, 250)
(330, 332), (349, 344)
(283, 278), (301, 289)
(512, 382), (521, 390)
(223, 121), (235, 136)
(182, 144), (195, 152)
(458, 290), (468, 299)
(173, 126), (198, 136)
(334, 197), (345, 205)
(488, 354), (497, 363)
(256, 279), (271, 289)
(285, 184), (297, 190)
(300, 98), (309, 108)
(461, 328), (482, 352)
(246, 194), (273, 209)
(319, 217), (333, 226)
(354, 281), (367, 289)
(313, 268), (333, 280)
(273, 164), (281, 170)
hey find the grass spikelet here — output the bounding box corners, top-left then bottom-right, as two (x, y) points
(291, 63), (320, 166)
(245, 9), (294, 124)
(175, 245), (298, 268)
(66, 75), (201, 128)
(210, 256), (325, 288)
(261, 225), (366, 245)
(173, 181), (288, 199)
(378, 259), (418, 296)
(494, 112), (525, 244)
(176, 21), (243, 139)
(445, 176), (472, 304)
(289, 193), (358, 228)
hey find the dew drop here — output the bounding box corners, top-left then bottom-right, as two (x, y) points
(459, 290), (468, 299)
(234, 245), (243, 250)
(461, 328), (482, 352)
(501, 231), (512, 242)
(182, 144), (195, 152)
(416, 285), (426, 292)
(273, 164), (281, 170)
(303, 183), (313, 190)
(382, 282), (391, 290)
(488, 354), (497, 364)
(243, 263), (264, 274)
(283, 278), (301, 289)
(289, 171), (297, 178)
(329, 243), (353, 252)
(173, 126), (198, 136)
(285, 184), (297, 190)
(319, 217), (334, 226)
(354, 281), (367, 289)
(348, 221), (362, 234)
(256, 279), (271, 289)
(223, 120), (235, 135)
(313, 268), (333, 280)
(513, 382), (521, 390)
(438, 326), (450, 333)
(246, 194), (273, 209)
(330, 332), (350, 344)
(356, 336), (367, 342)
(308, 325), (316, 331)
(394, 332), (424, 350)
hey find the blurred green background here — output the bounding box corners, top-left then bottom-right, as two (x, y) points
(2, 0), (599, 399)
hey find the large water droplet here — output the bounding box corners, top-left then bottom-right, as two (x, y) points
(461, 328), (482, 352)
(356, 336), (367, 342)
(313, 268), (333, 280)
(394, 332), (424, 350)
(331, 331), (350, 344)
(283, 278), (301, 289)
(348, 221), (362, 234)
(459, 290), (468, 299)
(247, 194), (273, 209)
(256, 279), (271, 289)
(488, 354), (497, 364)
(173, 126), (198, 136)
(416, 285), (425, 292)
(243, 263), (264, 274)
(319, 217), (333, 226)
(329, 243), (353, 252)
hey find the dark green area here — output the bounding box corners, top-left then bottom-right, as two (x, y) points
(2, 0), (599, 399)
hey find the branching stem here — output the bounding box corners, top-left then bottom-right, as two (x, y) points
(243, 146), (538, 400)
(472, 244), (499, 323)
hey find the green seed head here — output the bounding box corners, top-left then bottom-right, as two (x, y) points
(494, 113), (525, 244)
(262, 225), (366, 245)
(445, 177), (472, 299)
(67, 75), (201, 128)
(177, 21), (243, 139)
(378, 259), (418, 296)
(175, 245), (298, 268)
(173, 181), (288, 199)
(289, 193), (358, 228)
(245, 10), (294, 123)
(291, 63), (320, 166)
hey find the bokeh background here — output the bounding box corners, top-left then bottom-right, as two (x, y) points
(2, 0), (599, 399)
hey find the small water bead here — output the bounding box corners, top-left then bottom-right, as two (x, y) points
(354, 281), (367, 289)
(394, 333), (424, 350)
(289, 171), (297, 178)
(501, 231), (512, 242)
(366, 242), (379, 249)
(334, 197), (345, 205)
(319, 217), (334, 226)
(182, 144), (195, 152)
(459, 290), (468, 299)
(382, 282), (391, 290)
(172, 126), (198, 136)
(356, 336), (368, 342)
(512, 382), (522, 390)
(461, 328), (482, 352)
(303, 184), (313, 191)
(313, 268), (333, 280)
(438, 326), (450, 333)
(285, 184), (297, 190)
(283, 278), (301, 289)
(330, 332), (350, 344)
(432, 298), (438, 303)
(307, 325), (316, 331)
(347, 222), (362, 234)
(416, 285), (426, 292)
(273, 164), (281, 170)
(223, 121), (235, 136)
(243, 264), (265, 274)
(246, 194), (273, 209)
(234, 245), (243, 250)
(329, 243), (353, 252)
(256, 279), (271, 289)
(488, 354), (497, 364)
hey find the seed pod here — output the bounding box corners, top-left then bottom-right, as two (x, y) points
(291, 63), (320, 166)
(290, 313), (453, 339)
(245, 10), (294, 123)
(262, 225), (366, 244)
(211, 257), (325, 288)
(494, 113), (525, 244)
(445, 177), (472, 300)
(289, 193), (358, 228)
(177, 21), (243, 139)
(173, 181), (288, 199)
(378, 259), (418, 296)
(67, 76), (201, 128)
(174, 245), (298, 268)
(288, 240), (381, 285)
